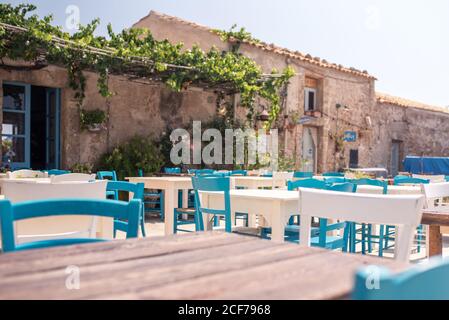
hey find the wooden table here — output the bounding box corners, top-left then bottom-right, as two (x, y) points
(0, 232), (404, 300)
(422, 209), (449, 257)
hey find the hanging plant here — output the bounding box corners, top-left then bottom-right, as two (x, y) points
(0, 4), (294, 127)
(79, 108), (107, 131)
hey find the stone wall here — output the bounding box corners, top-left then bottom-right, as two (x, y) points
(0, 65), (218, 169)
(370, 102), (449, 173)
(135, 11), (376, 173)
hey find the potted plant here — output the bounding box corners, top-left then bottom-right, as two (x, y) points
(80, 109), (107, 132)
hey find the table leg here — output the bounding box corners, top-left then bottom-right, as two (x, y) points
(164, 188), (175, 236)
(428, 225), (443, 257)
(270, 202), (285, 243)
(181, 189), (189, 220)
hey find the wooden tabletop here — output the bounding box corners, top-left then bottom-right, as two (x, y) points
(0, 232), (404, 300)
(422, 209), (449, 227)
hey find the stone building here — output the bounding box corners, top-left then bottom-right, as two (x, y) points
(0, 10), (448, 175)
(135, 11), (449, 175)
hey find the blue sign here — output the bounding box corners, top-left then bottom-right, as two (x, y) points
(343, 131), (357, 142)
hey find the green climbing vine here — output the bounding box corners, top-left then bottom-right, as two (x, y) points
(0, 3), (294, 128)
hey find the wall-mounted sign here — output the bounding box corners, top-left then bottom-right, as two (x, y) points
(343, 131), (357, 142)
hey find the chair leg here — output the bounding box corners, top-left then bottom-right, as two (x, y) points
(140, 207), (146, 237)
(173, 211), (178, 234)
(378, 226), (385, 257)
(225, 215), (232, 233)
(367, 224), (373, 253)
(361, 224), (366, 255)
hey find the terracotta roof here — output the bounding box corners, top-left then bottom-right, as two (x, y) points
(376, 92), (449, 115)
(135, 11), (376, 80)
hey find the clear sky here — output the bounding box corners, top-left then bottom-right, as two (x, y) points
(5, 0), (449, 106)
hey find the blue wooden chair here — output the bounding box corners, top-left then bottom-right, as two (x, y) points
(0, 198), (140, 253)
(195, 169), (215, 176)
(294, 172), (314, 179)
(138, 169), (165, 221)
(46, 169), (71, 176)
(353, 258), (449, 300)
(164, 167), (181, 174)
(192, 176), (232, 233)
(106, 181), (146, 238)
(324, 177), (347, 184)
(394, 177), (430, 186)
(349, 179), (389, 256)
(393, 177), (430, 253)
(97, 171), (118, 200)
(323, 172), (345, 177)
(231, 170), (248, 176)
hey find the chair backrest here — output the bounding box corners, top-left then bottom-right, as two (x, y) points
(394, 177), (430, 186)
(50, 173), (96, 183)
(326, 182), (357, 193)
(353, 258), (449, 300)
(324, 177), (347, 184)
(294, 172), (314, 179)
(7, 170), (48, 179)
(272, 172), (294, 189)
(46, 169), (71, 176)
(106, 181), (144, 200)
(2, 180), (108, 244)
(97, 171), (118, 181)
(195, 169), (215, 176)
(231, 170), (247, 176)
(164, 167), (181, 174)
(0, 198), (141, 253)
(422, 182), (449, 209)
(413, 174), (446, 183)
(288, 178), (327, 191)
(298, 188), (425, 262)
(192, 176), (231, 231)
(323, 172), (345, 177)
(351, 178), (388, 194)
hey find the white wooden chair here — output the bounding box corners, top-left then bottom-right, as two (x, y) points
(50, 173), (96, 183)
(7, 170), (48, 179)
(2, 180), (109, 245)
(272, 172), (294, 189)
(298, 188), (425, 262)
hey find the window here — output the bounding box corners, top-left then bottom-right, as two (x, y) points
(304, 88), (317, 111)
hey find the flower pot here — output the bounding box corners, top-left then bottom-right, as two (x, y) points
(87, 123), (104, 132)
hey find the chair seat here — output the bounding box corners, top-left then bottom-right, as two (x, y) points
(175, 208), (196, 214)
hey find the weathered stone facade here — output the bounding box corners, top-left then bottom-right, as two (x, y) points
(1, 11), (448, 175)
(0, 64), (218, 169)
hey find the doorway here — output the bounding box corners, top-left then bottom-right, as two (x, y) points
(391, 140), (403, 177)
(2, 82), (61, 170)
(302, 127), (318, 173)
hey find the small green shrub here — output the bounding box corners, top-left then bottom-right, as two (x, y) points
(98, 136), (165, 180)
(71, 162), (93, 174)
(80, 109), (107, 130)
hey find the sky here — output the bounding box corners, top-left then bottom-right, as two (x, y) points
(4, 0), (449, 107)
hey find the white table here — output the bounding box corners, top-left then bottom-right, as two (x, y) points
(201, 189), (299, 242)
(126, 177), (193, 235)
(357, 185), (422, 195)
(126, 176), (291, 236)
(232, 176), (274, 189)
